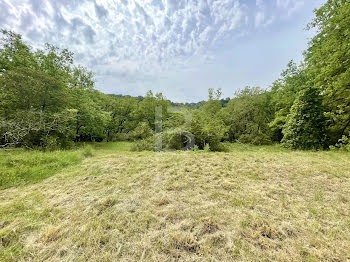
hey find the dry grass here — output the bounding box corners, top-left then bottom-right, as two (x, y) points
(1, 148), (350, 261)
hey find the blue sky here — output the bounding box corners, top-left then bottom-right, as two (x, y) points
(0, 0), (325, 102)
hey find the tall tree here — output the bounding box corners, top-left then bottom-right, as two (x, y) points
(269, 61), (309, 141)
(0, 30), (38, 72)
(105, 96), (138, 141)
(132, 91), (170, 131)
(222, 87), (273, 144)
(190, 89), (227, 150)
(305, 0), (350, 144)
(0, 67), (68, 117)
(282, 86), (327, 150)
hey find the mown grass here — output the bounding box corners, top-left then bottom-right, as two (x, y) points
(0, 144), (349, 261)
(226, 142), (291, 152)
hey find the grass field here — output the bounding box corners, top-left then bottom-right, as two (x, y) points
(1, 143), (350, 261)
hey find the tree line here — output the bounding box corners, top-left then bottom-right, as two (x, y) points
(0, 0), (349, 151)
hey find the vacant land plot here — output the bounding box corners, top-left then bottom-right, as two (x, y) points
(1, 144), (350, 261)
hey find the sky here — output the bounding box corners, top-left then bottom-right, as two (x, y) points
(0, 0), (326, 102)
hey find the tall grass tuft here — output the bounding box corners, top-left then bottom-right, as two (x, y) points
(82, 145), (94, 157)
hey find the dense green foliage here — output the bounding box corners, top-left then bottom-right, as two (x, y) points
(305, 0), (350, 145)
(222, 87), (273, 145)
(269, 61), (308, 142)
(282, 87), (327, 150)
(0, 0), (349, 151)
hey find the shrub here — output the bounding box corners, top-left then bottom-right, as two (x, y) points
(215, 142), (232, 152)
(238, 133), (271, 145)
(331, 133), (350, 151)
(131, 137), (155, 151)
(132, 129), (195, 152)
(113, 133), (129, 142)
(162, 129), (195, 151)
(282, 87), (327, 150)
(190, 110), (227, 151)
(129, 122), (153, 141)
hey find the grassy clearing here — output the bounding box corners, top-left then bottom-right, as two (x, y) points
(0, 147), (91, 190)
(0, 142), (132, 190)
(79, 142), (134, 152)
(0, 145), (350, 261)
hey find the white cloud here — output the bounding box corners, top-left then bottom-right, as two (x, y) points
(1, 0), (250, 76)
(0, 0), (308, 100)
(255, 11), (275, 28)
(256, 0), (264, 9)
(255, 11), (265, 27)
(276, 0), (304, 16)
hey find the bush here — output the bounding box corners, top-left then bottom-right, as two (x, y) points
(282, 87), (327, 150)
(190, 110), (227, 151)
(40, 136), (75, 151)
(331, 133), (350, 151)
(238, 133), (272, 145)
(131, 137), (155, 151)
(129, 122), (154, 141)
(162, 129), (194, 151)
(215, 142), (232, 152)
(131, 129), (196, 152)
(111, 133), (129, 142)
(0, 109), (77, 150)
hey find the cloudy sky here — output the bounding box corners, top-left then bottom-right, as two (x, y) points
(1, 0), (325, 102)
